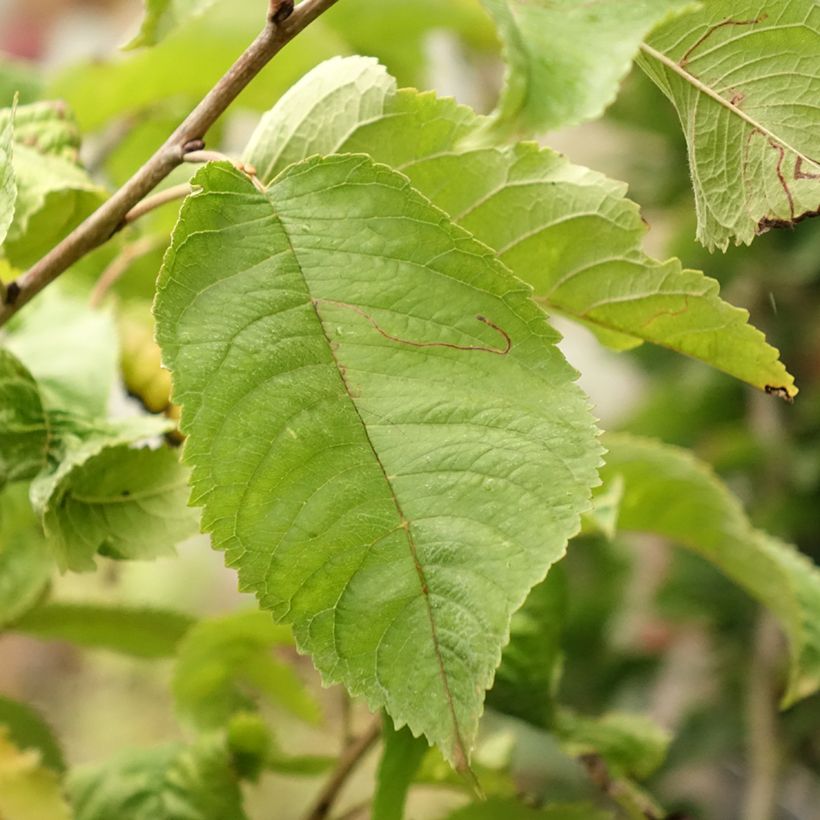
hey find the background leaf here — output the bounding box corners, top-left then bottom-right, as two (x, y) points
(156, 156), (601, 765)
(0, 696), (65, 773)
(601, 433), (820, 705)
(373, 720), (428, 820)
(477, 0), (696, 135)
(126, 0), (221, 49)
(11, 602), (194, 659)
(173, 611), (319, 729)
(638, 0), (820, 249)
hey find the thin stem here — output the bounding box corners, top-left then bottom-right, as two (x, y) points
(89, 235), (163, 307)
(0, 0), (341, 326)
(579, 754), (666, 820)
(123, 183), (193, 226)
(304, 716), (381, 820)
(182, 149), (234, 165)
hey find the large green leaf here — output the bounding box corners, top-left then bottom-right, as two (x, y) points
(601, 433), (820, 705)
(68, 737), (246, 820)
(639, 0), (820, 250)
(155, 157), (601, 766)
(173, 611), (319, 729)
(243, 57), (796, 398)
(34, 443), (198, 571)
(0, 350), (49, 486)
(477, 0), (695, 135)
(0, 484), (53, 627)
(11, 602), (194, 659)
(0, 102), (106, 267)
(0, 101), (14, 248)
(126, 0), (221, 49)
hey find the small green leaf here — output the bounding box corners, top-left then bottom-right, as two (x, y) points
(477, 0), (696, 135)
(0, 696), (65, 774)
(556, 709), (670, 780)
(0, 98), (15, 247)
(0, 729), (72, 820)
(639, 0), (820, 250)
(601, 433), (820, 705)
(68, 737), (246, 820)
(156, 156), (601, 766)
(5, 290), (119, 417)
(373, 720), (428, 820)
(173, 611), (320, 729)
(0, 102), (106, 267)
(0, 483), (53, 627)
(126, 0), (221, 49)
(0, 350), (49, 487)
(244, 57), (796, 398)
(34, 444), (198, 571)
(11, 602), (194, 658)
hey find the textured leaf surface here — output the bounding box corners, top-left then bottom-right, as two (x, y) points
(373, 721), (428, 820)
(0, 101), (14, 247)
(126, 0), (220, 48)
(0, 102), (106, 267)
(173, 611), (319, 729)
(244, 57), (796, 397)
(0, 697), (65, 773)
(478, 0), (695, 135)
(0, 484), (53, 627)
(601, 433), (820, 705)
(68, 738), (246, 820)
(0, 730), (72, 820)
(0, 350), (49, 486)
(639, 0), (820, 249)
(156, 157), (600, 765)
(12, 603), (194, 658)
(35, 444), (197, 571)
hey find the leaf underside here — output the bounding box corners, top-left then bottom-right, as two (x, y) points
(639, 0), (820, 249)
(155, 156), (601, 764)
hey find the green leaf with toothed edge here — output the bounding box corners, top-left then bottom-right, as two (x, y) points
(243, 57), (797, 399)
(155, 156), (601, 766)
(600, 433), (820, 706)
(476, 0), (697, 137)
(638, 0), (820, 250)
(0, 100), (15, 249)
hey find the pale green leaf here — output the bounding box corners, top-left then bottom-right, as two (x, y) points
(35, 444), (197, 572)
(155, 157), (601, 765)
(11, 602), (193, 658)
(0, 729), (72, 820)
(0, 697), (65, 774)
(0, 100), (15, 248)
(373, 720), (428, 820)
(601, 433), (820, 705)
(173, 611), (320, 729)
(556, 709), (670, 780)
(638, 0), (820, 250)
(0, 350), (49, 486)
(126, 0), (221, 49)
(0, 102), (106, 267)
(478, 0), (696, 135)
(4, 289), (119, 417)
(0, 484), (53, 627)
(68, 737), (246, 820)
(244, 57), (796, 397)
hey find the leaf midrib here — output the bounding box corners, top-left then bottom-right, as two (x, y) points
(263, 187), (469, 768)
(639, 42), (819, 167)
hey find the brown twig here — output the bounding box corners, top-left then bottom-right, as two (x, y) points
(304, 716), (381, 820)
(579, 753), (667, 820)
(0, 0), (341, 326)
